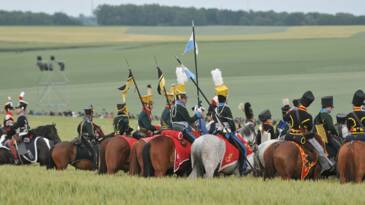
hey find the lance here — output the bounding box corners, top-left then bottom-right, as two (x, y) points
(124, 58), (145, 109)
(192, 20), (201, 107)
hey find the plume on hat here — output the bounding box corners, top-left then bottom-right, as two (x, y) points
(19, 91), (25, 100)
(147, 84), (153, 96)
(176, 67), (188, 85)
(282, 98), (290, 106)
(211, 68), (223, 86)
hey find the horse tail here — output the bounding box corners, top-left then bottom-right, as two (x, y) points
(142, 142), (154, 177)
(47, 147), (55, 169)
(129, 142), (140, 175)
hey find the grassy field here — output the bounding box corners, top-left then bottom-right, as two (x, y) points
(1, 26), (365, 118)
(0, 115), (364, 205)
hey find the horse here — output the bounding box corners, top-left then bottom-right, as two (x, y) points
(129, 139), (148, 176)
(98, 135), (137, 174)
(0, 124), (60, 167)
(49, 124), (108, 170)
(338, 141), (365, 183)
(262, 135), (326, 180)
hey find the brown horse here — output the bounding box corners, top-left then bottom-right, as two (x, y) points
(263, 135), (325, 180)
(49, 124), (107, 170)
(338, 141), (365, 183)
(129, 140), (147, 176)
(98, 135), (136, 174)
(143, 130), (195, 177)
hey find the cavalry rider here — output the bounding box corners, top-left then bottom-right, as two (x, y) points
(284, 91), (334, 174)
(276, 98), (291, 139)
(211, 68), (248, 176)
(345, 89), (365, 142)
(256, 109), (275, 145)
(137, 85), (157, 137)
(243, 102), (255, 124)
(7, 92), (31, 164)
(314, 96), (340, 157)
(160, 85), (175, 129)
(1, 97), (15, 145)
(113, 103), (133, 135)
(77, 106), (99, 169)
(171, 67), (202, 143)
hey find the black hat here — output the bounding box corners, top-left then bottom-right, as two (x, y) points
(117, 103), (126, 110)
(352, 89), (365, 106)
(4, 97), (14, 111)
(300, 91), (315, 107)
(244, 102), (254, 120)
(292, 99), (300, 107)
(259, 109), (271, 122)
(37, 56), (42, 61)
(50, 56), (55, 61)
(336, 113), (347, 124)
(281, 105), (291, 113)
(321, 96), (333, 108)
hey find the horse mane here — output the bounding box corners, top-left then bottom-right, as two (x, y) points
(31, 124), (62, 143)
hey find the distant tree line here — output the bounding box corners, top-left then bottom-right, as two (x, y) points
(0, 10), (81, 25)
(95, 4), (365, 26)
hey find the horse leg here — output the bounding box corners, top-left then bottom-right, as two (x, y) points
(150, 139), (173, 177)
(129, 141), (143, 176)
(52, 144), (72, 170)
(37, 140), (50, 166)
(136, 142), (145, 176)
(98, 138), (110, 174)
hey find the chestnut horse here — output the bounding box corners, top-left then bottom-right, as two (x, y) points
(98, 135), (136, 174)
(263, 135), (325, 180)
(143, 133), (193, 177)
(49, 124), (107, 170)
(338, 141), (365, 183)
(129, 139), (147, 176)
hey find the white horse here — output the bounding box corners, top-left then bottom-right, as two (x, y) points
(190, 133), (279, 178)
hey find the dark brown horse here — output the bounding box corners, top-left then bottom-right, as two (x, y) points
(263, 135), (325, 180)
(98, 135), (136, 174)
(338, 141), (365, 183)
(49, 124), (107, 170)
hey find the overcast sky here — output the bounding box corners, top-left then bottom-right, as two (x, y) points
(2, 0), (365, 16)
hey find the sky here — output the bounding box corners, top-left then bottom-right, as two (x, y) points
(1, 0), (365, 16)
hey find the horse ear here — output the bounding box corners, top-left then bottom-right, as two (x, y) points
(52, 123), (56, 126)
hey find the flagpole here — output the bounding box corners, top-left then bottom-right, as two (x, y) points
(192, 20), (200, 107)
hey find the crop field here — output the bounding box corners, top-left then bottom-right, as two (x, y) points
(0, 116), (364, 205)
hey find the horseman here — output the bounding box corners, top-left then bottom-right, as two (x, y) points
(113, 103), (132, 135)
(206, 96), (218, 134)
(1, 97), (15, 145)
(256, 109), (275, 145)
(77, 105), (99, 169)
(345, 89), (365, 142)
(7, 92), (31, 164)
(284, 91), (334, 174)
(171, 67), (202, 143)
(314, 96), (340, 158)
(211, 68), (248, 176)
(160, 85), (175, 129)
(276, 98), (291, 139)
(243, 102), (255, 124)
(136, 85), (157, 138)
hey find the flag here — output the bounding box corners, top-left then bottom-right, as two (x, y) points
(182, 66), (196, 81)
(183, 32), (198, 55)
(118, 70), (134, 102)
(156, 66), (166, 95)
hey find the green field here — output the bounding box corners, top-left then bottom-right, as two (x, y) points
(0, 116), (364, 205)
(1, 26), (365, 119)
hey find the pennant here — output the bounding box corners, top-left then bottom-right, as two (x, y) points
(157, 66), (166, 95)
(183, 32), (198, 55)
(118, 70), (134, 102)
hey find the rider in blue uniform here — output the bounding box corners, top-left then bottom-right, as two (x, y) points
(211, 68), (248, 176)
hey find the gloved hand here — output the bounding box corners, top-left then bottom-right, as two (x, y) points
(225, 132), (233, 139)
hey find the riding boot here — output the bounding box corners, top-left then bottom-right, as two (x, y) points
(230, 133), (248, 176)
(182, 129), (196, 143)
(308, 138), (334, 174)
(7, 140), (19, 164)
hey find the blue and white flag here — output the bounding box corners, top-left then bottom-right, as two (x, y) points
(183, 33), (198, 55)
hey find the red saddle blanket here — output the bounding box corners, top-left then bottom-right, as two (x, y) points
(140, 135), (159, 143)
(217, 133), (253, 172)
(118, 135), (138, 149)
(160, 129), (195, 173)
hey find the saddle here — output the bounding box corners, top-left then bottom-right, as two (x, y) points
(289, 141), (318, 180)
(74, 141), (95, 162)
(16, 137), (38, 163)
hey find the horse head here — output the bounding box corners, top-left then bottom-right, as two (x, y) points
(32, 124), (61, 144)
(238, 122), (257, 145)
